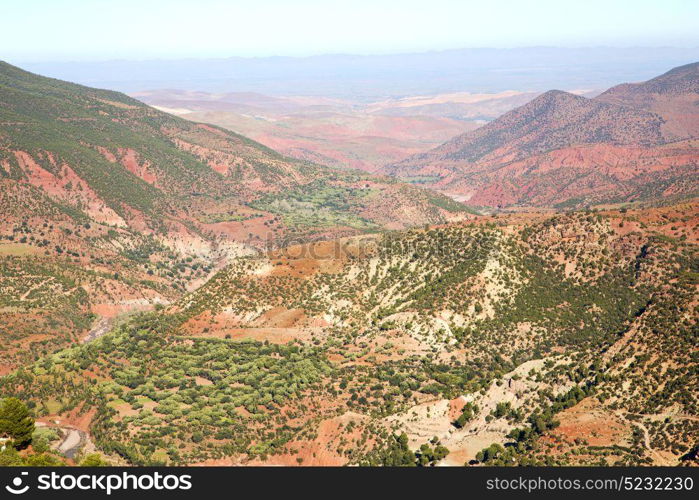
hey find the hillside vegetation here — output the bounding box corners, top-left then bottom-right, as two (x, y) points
(0, 61), (471, 370)
(3, 202), (695, 465)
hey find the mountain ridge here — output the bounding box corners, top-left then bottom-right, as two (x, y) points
(389, 62), (699, 208)
(0, 60), (471, 372)
(2, 202), (695, 466)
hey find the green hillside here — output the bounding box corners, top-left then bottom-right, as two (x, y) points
(3, 206), (695, 466)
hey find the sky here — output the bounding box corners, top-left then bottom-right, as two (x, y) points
(3, 0), (699, 62)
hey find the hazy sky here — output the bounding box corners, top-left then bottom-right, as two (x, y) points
(4, 0), (699, 61)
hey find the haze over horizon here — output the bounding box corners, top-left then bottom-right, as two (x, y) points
(13, 47), (699, 99)
(3, 0), (699, 62)
(4, 0), (698, 98)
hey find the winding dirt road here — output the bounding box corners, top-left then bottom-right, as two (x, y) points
(81, 317), (112, 343)
(57, 429), (84, 459)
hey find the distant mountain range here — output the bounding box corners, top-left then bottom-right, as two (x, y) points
(0, 60), (467, 245)
(389, 62), (699, 208)
(17, 47), (699, 98)
(132, 89), (539, 171)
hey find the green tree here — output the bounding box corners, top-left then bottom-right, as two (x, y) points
(25, 453), (64, 466)
(0, 448), (24, 466)
(32, 438), (49, 453)
(80, 453), (111, 466)
(453, 402), (478, 428)
(0, 398), (35, 449)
